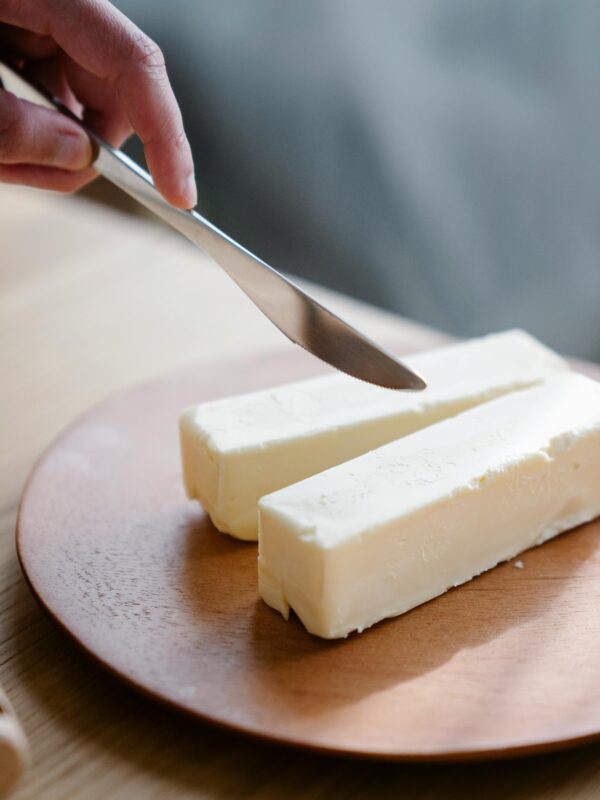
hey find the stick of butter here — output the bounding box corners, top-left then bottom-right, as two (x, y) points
(258, 373), (600, 638)
(180, 330), (567, 540)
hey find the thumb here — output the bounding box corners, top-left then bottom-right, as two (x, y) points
(0, 88), (92, 170)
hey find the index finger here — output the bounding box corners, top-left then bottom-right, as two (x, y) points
(5, 0), (197, 208)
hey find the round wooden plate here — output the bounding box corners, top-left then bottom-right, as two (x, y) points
(17, 350), (600, 761)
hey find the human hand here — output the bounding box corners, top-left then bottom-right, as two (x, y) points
(0, 0), (196, 208)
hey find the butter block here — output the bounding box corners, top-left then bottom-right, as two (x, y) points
(258, 373), (600, 639)
(180, 330), (567, 540)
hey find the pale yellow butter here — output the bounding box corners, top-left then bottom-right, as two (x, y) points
(258, 373), (600, 638)
(180, 330), (567, 540)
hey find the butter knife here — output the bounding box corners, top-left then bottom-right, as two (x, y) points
(0, 60), (426, 391)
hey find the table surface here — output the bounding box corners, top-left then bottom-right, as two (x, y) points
(1, 183), (599, 799)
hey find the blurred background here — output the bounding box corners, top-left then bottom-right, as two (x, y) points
(108, 0), (600, 360)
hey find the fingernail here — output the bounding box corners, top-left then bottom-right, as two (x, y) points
(182, 172), (197, 208)
(54, 130), (93, 170)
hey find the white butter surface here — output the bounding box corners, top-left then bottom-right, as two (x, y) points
(258, 373), (600, 638)
(180, 330), (567, 540)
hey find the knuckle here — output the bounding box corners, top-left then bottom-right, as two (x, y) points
(123, 30), (166, 74)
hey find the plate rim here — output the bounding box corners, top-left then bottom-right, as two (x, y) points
(16, 350), (600, 762)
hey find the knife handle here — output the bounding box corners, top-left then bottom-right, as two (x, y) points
(0, 686), (28, 798)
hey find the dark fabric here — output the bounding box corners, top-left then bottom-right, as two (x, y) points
(118, 1), (600, 360)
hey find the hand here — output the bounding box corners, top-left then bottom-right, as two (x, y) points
(0, 0), (196, 208)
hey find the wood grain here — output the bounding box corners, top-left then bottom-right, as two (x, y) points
(2, 182), (600, 798)
(16, 348), (600, 761)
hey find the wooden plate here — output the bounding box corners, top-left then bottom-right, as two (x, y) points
(17, 350), (600, 761)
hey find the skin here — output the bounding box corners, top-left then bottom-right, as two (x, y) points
(0, 0), (196, 208)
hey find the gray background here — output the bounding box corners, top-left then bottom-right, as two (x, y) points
(117, 1), (600, 360)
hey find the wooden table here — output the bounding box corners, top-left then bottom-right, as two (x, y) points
(1, 183), (598, 799)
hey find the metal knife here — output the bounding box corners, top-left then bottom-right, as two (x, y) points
(0, 60), (426, 391)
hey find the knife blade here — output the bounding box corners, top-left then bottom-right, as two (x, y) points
(0, 60), (426, 391)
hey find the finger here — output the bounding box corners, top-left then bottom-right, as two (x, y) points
(0, 162), (95, 192)
(3, 0), (197, 208)
(0, 88), (93, 169)
(23, 56), (83, 117)
(60, 54), (132, 148)
(0, 23), (58, 60)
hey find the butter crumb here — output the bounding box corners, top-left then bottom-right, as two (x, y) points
(514, 560), (525, 569)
